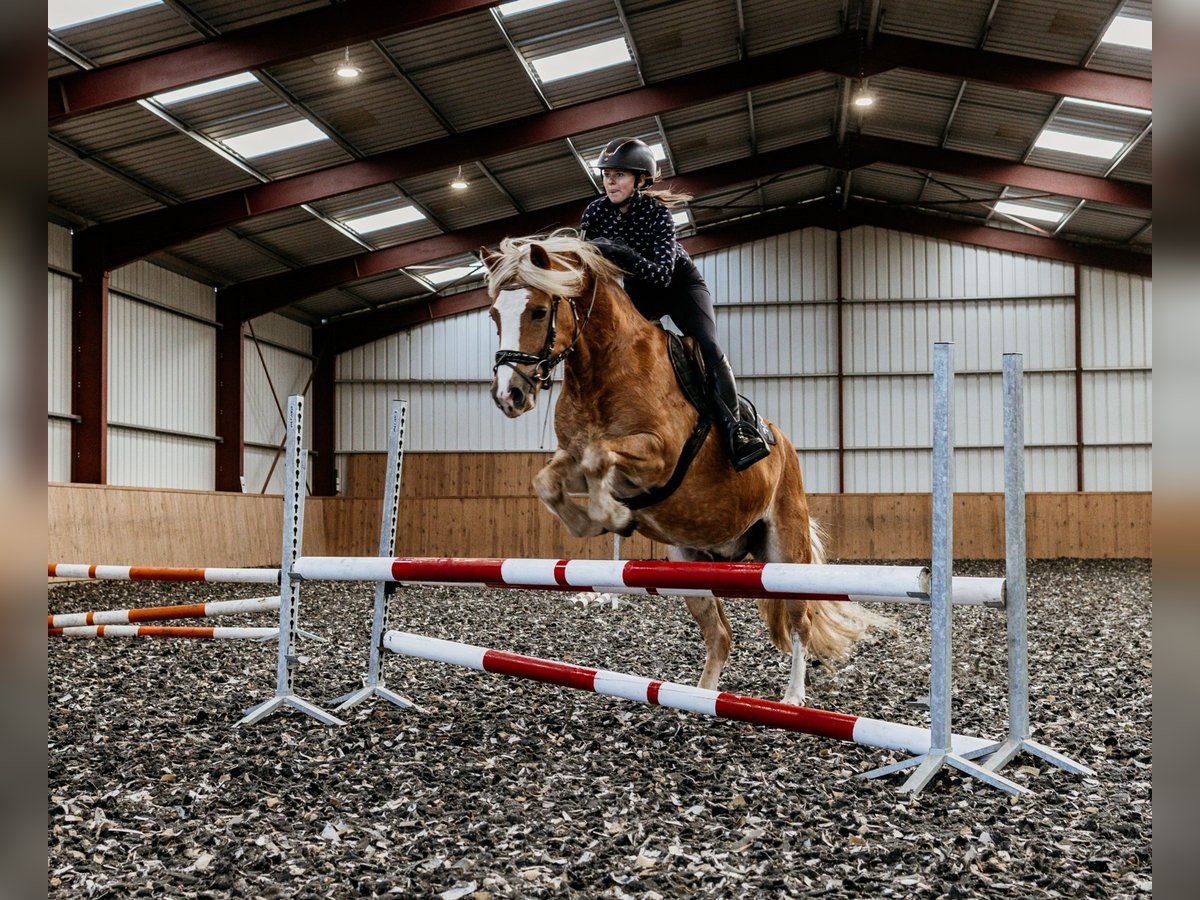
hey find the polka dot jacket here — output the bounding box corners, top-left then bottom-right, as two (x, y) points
(580, 192), (688, 289)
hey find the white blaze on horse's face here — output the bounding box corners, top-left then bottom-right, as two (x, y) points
(490, 288), (541, 418)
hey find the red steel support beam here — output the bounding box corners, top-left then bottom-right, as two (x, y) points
(217, 138), (847, 318)
(321, 201), (1149, 354)
(214, 295), (244, 492)
(80, 35), (850, 266)
(70, 245), (108, 484)
(870, 33), (1151, 110)
(49, 0), (504, 123)
(217, 133), (1147, 319)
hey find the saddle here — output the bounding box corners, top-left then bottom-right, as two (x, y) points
(619, 328), (774, 512)
(668, 331), (776, 447)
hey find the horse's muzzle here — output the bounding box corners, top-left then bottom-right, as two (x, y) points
(491, 376), (535, 418)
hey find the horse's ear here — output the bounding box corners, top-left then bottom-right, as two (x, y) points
(529, 243), (552, 270)
(479, 246), (502, 274)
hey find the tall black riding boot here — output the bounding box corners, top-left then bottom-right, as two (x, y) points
(709, 354), (770, 471)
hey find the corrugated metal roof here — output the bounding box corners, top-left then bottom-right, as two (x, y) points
(741, 0), (844, 55)
(878, 0), (994, 47)
(1061, 202), (1151, 242)
(99, 133), (259, 202)
(184, 0), (329, 31)
(857, 69), (962, 146)
(49, 4), (200, 66)
(48, 145), (163, 221)
(46, 0), (1151, 320)
(943, 82), (1057, 159)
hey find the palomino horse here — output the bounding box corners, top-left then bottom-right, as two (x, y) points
(482, 232), (884, 705)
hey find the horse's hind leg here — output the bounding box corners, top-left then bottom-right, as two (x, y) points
(755, 454), (819, 706)
(671, 547), (732, 691)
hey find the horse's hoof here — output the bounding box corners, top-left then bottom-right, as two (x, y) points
(617, 521), (637, 537)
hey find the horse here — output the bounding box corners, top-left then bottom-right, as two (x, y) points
(481, 231), (885, 706)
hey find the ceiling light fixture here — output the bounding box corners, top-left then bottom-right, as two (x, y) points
(852, 82), (875, 108)
(450, 165), (470, 190)
(335, 48), (361, 79)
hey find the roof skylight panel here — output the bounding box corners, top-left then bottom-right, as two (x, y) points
(419, 265), (483, 286)
(152, 73), (259, 106)
(499, 0), (571, 15)
(48, 0), (162, 30)
(342, 206), (427, 235)
(992, 201), (1065, 225)
(1100, 16), (1152, 50)
(221, 120), (330, 160)
(531, 38), (633, 83)
(1033, 130), (1126, 160)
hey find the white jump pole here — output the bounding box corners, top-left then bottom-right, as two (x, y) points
(49, 563), (279, 583)
(49, 596), (279, 628)
(330, 399), (422, 714)
(385, 631), (1000, 758)
(861, 342), (1025, 795)
(240, 395), (344, 727)
(51, 625), (278, 640)
(975, 353), (1095, 776)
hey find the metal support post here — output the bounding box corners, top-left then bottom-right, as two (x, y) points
(330, 399), (422, 713)
(976, 353), (1094, 776)
(861, 343), (1025, 795)
(240, 395), (344, 727)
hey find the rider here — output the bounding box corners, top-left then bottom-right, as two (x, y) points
(580, 137), (770, 471)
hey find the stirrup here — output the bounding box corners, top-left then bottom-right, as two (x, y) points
(729, 425), (770, 471)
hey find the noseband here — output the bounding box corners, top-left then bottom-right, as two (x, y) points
(493, 280), (598, 391)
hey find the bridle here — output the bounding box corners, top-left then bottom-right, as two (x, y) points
(493, 277), (599, 392)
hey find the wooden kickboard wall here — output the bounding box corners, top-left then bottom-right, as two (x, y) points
(49, 453), (1151, 567)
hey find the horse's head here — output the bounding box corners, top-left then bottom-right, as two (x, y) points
(481, 232), (621, 418)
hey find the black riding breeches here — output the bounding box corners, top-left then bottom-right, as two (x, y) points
(626, 258), (724, 371)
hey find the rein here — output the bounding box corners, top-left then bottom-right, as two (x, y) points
(493, 277), (600, 391)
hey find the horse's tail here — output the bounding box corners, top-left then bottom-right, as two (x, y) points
(805, 514), (895, 661)
(760, 517), (894, 661)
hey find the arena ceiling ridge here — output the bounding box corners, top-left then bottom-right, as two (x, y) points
(48, 0), (1153, 340)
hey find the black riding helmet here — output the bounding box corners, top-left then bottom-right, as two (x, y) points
(596, 137), (657, 186)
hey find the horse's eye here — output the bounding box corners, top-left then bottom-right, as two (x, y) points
(531, 307), (548, 321)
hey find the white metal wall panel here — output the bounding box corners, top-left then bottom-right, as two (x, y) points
(107, 430), (215, 491)
(244, 342), (312, 445)
(717, 302), (838, 377)
(109, 295), (214, 435)
(48, 224), (73, 480)
(244, 338), (312, 495)
(333, 225), (1149, 494)
(48, 422), (71, 483)
(110, 261), (215, 320)
(336, 381), (553, 454)
(842, 225), (1073, 300)
(48, 271), (73, 479)
(48, 222), (71, 270)
(842, 299), (1075, 374)
(1080, 267), (1151, 368)
(1084, 448), (1151, 491)
(247, 312), (312, 354)
(107, 294), (216, 488)
(695, 228), (838, 304)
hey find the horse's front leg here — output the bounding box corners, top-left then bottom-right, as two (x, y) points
(532, 450), (606, 538)
(580, 434), (669, 535)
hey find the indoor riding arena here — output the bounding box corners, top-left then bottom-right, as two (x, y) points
(48, 1), (1151, 897)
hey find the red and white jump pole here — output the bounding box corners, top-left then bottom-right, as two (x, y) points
(49, 625), (278, 640)
(48, 596), (280, 629)
(294, 556), (1004, 607)
(48, 563), (279, 584)
(384, 632), (996, 758)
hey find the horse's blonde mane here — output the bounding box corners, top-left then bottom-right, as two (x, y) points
(485, 229), (625, 299)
